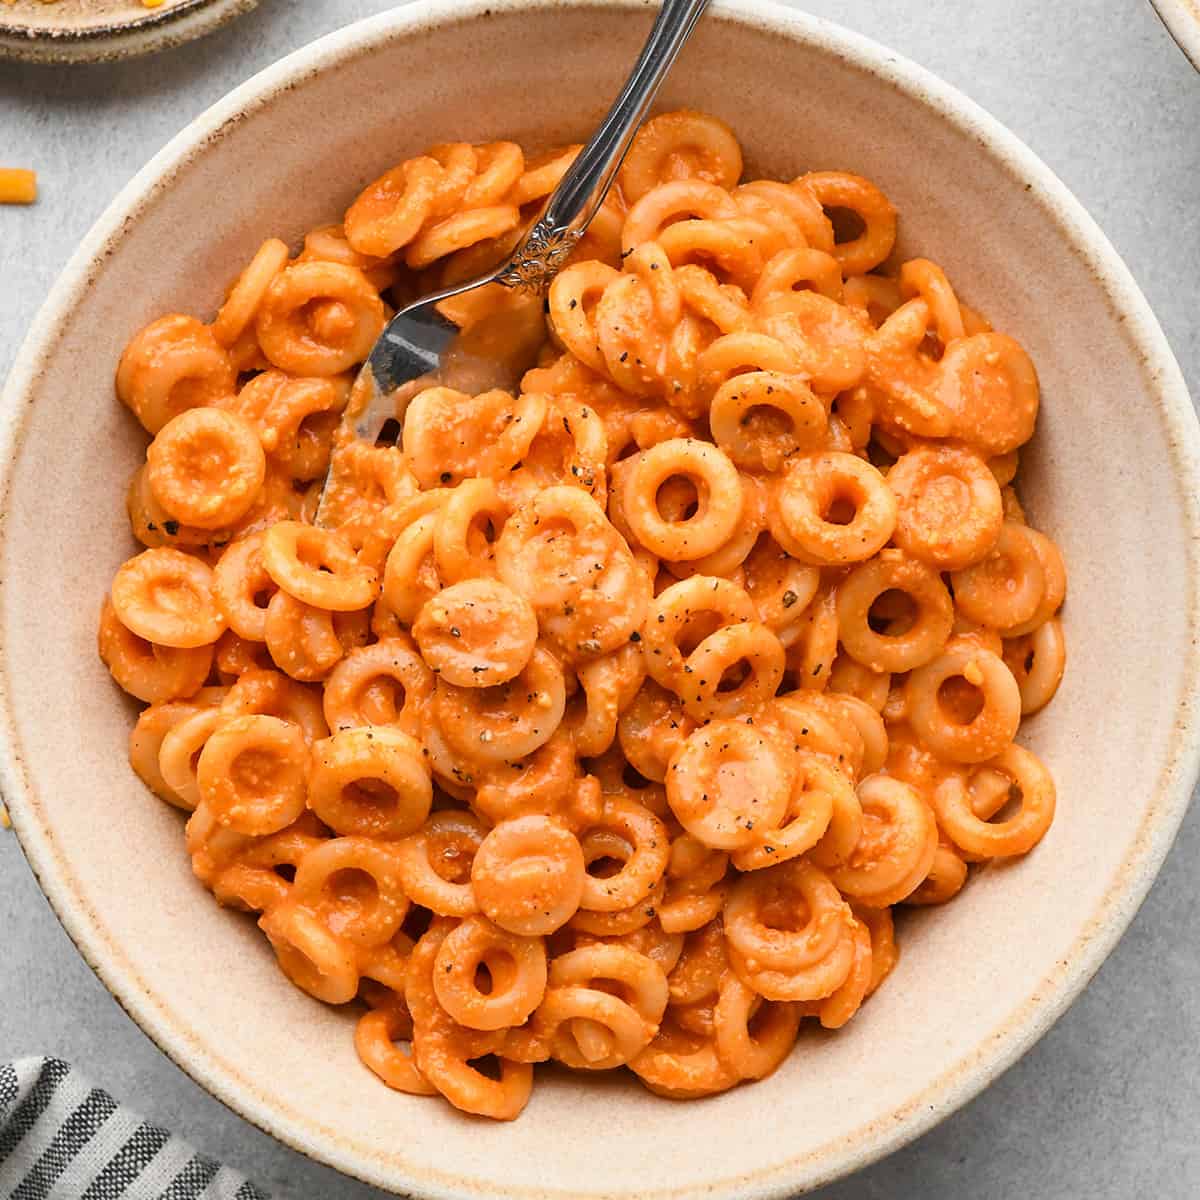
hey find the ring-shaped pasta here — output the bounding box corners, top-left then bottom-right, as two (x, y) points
(621, 438), (743, 561)
(679, 621), (786, 722)
(471, 815), (585, 935)
(432, 477), (511, 584)
(116, 314), (236, 435)
(212, 533), (275, 642)
(211, 238), (291, 348)
(259, 902), (359, 1005)
(619, 110), (742, 203)
(395, 810), (485, 917)
(751, 246), (844, 305)
(641, 574), (758, 692)
(129, 691), (223, 805)
(406, 204), (521, 270)
(256, 262), (385, 377)
(196, 713), (310, 835)
(219, 666), (329, 742)
(713, 973), (800, 1080)
(836, 551), (955, 673)
(433, 645), (566, 765)
(814, 915), (874, 1028)
(898, 257), (965, 345)
(907, 645), (1021, 763)
(731, 751), (841, 870)
(433, 915), (547, 1030)
(772, 452), (897, 566)
(709, 371), (827, 472)
(888, 443), (1003, 570)
(382, 512), (442, 626)
(905, 843), (969, 906)
(797, 171), (897, 275)
(576, 797), (670, 912)
(264, 590), (361, 682)
(261, 521), (379, 612)
(157, 706), (225, 812)
(292, 836), (409, 947)
(932, 743), (1056, 858)
(950, 521), (1047, 631)
(99, 598), (214, 703)
(111, 548), (226, 649)
(667, 719), (793, 850)
(344, 156), (440, 257)
(617, 680), (697, 784)
(1003, 617), (1067, 714)
(621, 179), (739, 251)
(147, 407), (266, 532)
(308, 727), (432, 838)
(322, 636), (433, 734)
(413, 578), (538, 688)
(827, 774), (938, 907)
(997, 528), (1067, 638)
(355, 1005), (438, 1096)
(548, 261), (621, 374)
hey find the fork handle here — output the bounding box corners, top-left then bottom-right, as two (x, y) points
(495, 0), (711, 292)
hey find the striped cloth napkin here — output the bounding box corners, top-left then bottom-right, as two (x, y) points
(0, 1059), (268, 1200)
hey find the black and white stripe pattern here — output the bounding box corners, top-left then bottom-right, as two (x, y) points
(0, 1059), (268, 1199)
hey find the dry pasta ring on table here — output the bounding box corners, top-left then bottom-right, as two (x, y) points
(146, 409), (265, 530)
(836, 550), (955, 673)
(211, 238), (291, 348)
(771, 452), (897, 566)
(932, 743), (1056, 858)
(255, 261), (385, 377)
(432, 645), (566, 766)
(708, 371), (827, 472)
(828, 774), (938, 907)
(196, 713), (309, 836)
(116, 314), (236, 435)
(261, 521), (379, 612)
(433, 915), (547, 1031)
(412, 578), (538, 687)
(906, 644), (1021, 763)
(620, 438), (743, 561)
(470, 814), (585, 935)
(666, 719), (793, 850)
(887, 443), (1003, 570)
(796, 171), (897, 275)
(291, 836), (409, 947)
(619, 110), (742, 203)
(344, 156), (441, 257)
(322, 636), (433, 734)
(99, 597), (213, 703)
(1003, 617), (1067, 714)
(308, 727), (432, 838)
(110, 548), (226, 649)
(950, 521), (1047, 631)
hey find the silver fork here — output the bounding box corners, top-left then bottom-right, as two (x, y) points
(315, 0), (711, 527)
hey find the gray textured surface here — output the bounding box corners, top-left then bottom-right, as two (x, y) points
(1, 1), (1198, 1197)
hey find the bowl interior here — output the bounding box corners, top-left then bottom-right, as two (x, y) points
(2, 3), (1197, 1198)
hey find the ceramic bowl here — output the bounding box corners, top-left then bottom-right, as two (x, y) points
(0, 0), (258, 64)
(1151, 0), (1200, 68)
(2, 2), (1198, 1197)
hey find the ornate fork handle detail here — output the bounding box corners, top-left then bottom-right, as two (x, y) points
(496, 220), (585, 295)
